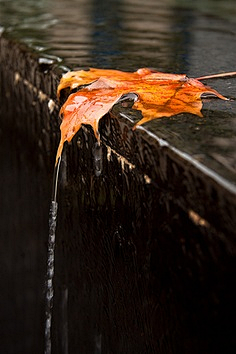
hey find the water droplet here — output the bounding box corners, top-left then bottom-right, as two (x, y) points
(92, 142), (103, 177)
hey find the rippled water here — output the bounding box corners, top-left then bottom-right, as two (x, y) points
(1, 0), (236, 72)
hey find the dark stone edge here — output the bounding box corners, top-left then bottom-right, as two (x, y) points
(1, 33), (236, 242)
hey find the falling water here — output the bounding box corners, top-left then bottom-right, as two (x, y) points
(92, 142), (103, 177)
(44, 157), (61, 354)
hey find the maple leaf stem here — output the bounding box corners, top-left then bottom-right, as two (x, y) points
(196, 71), (236, 81)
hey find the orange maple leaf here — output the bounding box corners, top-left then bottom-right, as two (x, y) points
(55, 67), (230, 164)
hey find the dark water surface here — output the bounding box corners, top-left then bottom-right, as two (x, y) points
(0, 0), (235, 72)
(0, 0), (236, 70)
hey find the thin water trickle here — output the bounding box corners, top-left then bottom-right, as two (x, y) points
(44, 157), (61, 354)
(92, 142), (103, 177)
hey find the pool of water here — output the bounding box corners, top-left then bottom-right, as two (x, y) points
(0, 0), (235, 71)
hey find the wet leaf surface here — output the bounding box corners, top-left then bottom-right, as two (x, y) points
(56, 67), (229, 164)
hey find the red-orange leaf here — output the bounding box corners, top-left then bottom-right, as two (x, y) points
(56, 78), (124, 163)
(55, 67), (229, 164)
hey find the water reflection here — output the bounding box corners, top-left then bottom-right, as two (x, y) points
(1, 0), (235, 72)
(90, 0), (123, 67)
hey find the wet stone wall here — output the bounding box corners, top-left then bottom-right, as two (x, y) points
(1, 35), (236, 354)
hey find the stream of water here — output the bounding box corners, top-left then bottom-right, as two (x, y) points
(44, 157), (61, 354)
